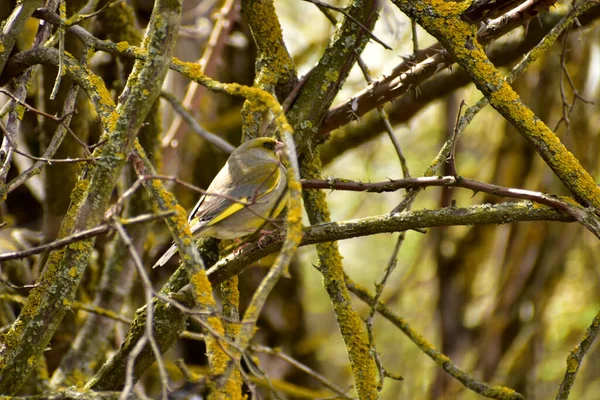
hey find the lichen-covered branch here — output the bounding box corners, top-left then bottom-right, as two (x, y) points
(286, 0), (382, 152)
(240, 0), (297, 139)
(207, 201), (572, 285)
(0, 0), (181, 393)
(555, 310), (600, 400)
(0, 0), (44, 75)
(390, 0), (600, 210)
(300, 153), (380, 400)
(50, 3), (155, 378)
(347, 277), (524, 400)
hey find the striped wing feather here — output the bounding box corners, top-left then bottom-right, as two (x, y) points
(188, 161), (281, 234)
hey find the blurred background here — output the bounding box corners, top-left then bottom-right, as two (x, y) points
(1, 0), (599, 398)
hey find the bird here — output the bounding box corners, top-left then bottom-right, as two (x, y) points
(153, 137), (288, 268)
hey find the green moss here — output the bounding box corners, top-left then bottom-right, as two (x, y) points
(392, 0), (600, 209)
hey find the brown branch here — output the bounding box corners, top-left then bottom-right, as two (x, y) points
(301, 176), (576, 214)
(320, 5), (600, 165)
(206, 201), (573, 295)
(320, 0), (570, 135)
(0, 213), (174, 262)
(301, 0), (391, 50)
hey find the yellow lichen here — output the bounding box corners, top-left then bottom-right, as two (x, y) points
(116, 41), (130, 52)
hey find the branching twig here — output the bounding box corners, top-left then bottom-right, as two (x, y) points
(251, 344), (353, 399)
(160, 91), (235, 154)
(346, 277), (524, 400)
(447, 100), (467, 178)
(365, 233), (405, 390)
(554, 25), (595, 133)
(110, 218), (169, 400)
(301, 0), (392, 50)
(0, 212), (173, 262)
(555, 310), (600, 400)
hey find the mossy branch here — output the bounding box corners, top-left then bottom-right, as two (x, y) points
(0, 0), (44, 75)
(0, 0), (180, 393)
(347, 277), (524, 400)
(128, 145), (240, 398)
(300, 152), (380, 400)
(555, 310), (600, 400)
(286, 0), (383, 152)
(240, 0), (297, 140)
(207, 200), (572, 285)
(390, 0), (600, 211)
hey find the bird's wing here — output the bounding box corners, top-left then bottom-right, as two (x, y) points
(189, 162), (282, 233)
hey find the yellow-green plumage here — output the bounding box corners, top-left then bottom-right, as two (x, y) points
(154, 137), (287, 268)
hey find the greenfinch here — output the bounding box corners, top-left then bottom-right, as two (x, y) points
(153, 137), (288, 268)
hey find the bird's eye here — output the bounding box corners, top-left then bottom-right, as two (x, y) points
(262, 141), (275, 150)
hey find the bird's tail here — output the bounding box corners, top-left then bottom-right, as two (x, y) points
(153, 243), (178, 268)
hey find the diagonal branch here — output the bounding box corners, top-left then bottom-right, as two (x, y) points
(0, 0), (181, 393)
(389, 0), (600, 211)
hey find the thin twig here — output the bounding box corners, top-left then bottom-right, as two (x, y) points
(411, 20), (419, 53)
(0, 212), (174, 262)
(365, 233), (406, 390)
(49, 1), (66, 100)
(447, 100), (467, 178)
(0, 89), (74, 124)
(120, 335), (148, 400)
(111, 217), (170, 400)
(252, 344), (353, 399)
(554, 23), (595, 133)
(301, 0), (392, 50)
(67, 0), (123, 26)
(242, 354), (282, 400)
(301, 176), (577, 215)
(0, 264), (39, 290)
(160, 91), (235, 153)
(0, 121), (97, 164)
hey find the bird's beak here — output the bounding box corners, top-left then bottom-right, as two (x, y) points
(275, 140), (285, 159)
(275, 140), (285, 152)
